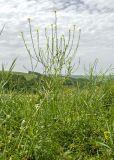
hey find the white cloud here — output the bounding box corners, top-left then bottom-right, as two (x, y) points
(0, 0), (114, 73)
(82, 0), (114, 10)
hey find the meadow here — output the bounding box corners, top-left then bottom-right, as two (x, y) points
(0, 12), (114, 159)
(0, 71), (114, 160)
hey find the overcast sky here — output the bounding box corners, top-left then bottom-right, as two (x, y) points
(0, 0), (114, 74)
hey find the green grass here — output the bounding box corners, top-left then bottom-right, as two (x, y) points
(0, 75), (114, 160)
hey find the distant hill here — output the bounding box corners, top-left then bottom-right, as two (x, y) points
(71, 75), (88, 79)
(0, 70), (113, 79)
(0, 70), (113, 81)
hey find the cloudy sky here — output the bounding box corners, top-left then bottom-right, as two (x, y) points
(0, 0), (114, 74)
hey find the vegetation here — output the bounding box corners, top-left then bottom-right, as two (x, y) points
(0, 12), (114, 159)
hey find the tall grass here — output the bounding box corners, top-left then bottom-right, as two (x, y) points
(0, 13), (114, 160)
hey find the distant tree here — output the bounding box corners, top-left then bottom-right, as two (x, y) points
(5, 74), (27, 91)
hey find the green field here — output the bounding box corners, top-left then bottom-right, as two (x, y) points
(0, 71), (114, 160)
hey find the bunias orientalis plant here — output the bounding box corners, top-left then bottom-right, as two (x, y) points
(21, 11), (81, 91)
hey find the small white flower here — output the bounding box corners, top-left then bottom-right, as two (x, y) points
(6, 115), (10, 119)
(21, 119), (25, 126)
(35, 104), (41, 110)
(20, 120), (26, 130)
